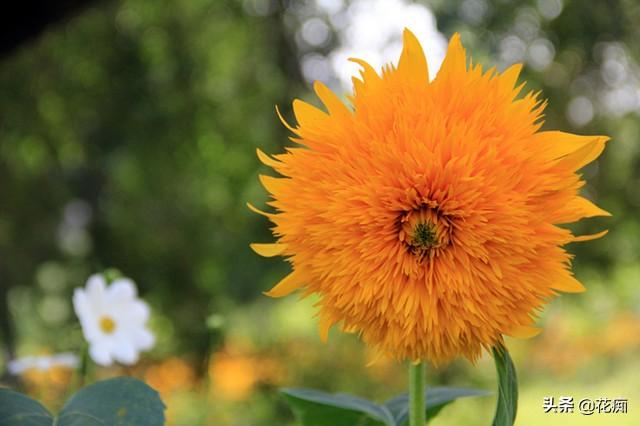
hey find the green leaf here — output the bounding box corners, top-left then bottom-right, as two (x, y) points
(56, 377), (165, 426)
(281, 388), (396, 426)
(383, 386), (490, 425)
(0, 388), (53, 425)
(491, 345), (518, 426)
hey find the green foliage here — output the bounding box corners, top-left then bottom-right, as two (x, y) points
(0, 389), (52, 425)
(491, 346), (518, 426)
(282, 388), (392, 426)
(383, 387), (490, 425)
(0, 377), (164, 426)
(0, 0), (301, 360)
(281, 386), (488, 426)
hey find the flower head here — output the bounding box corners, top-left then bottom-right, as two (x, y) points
(251, 30), (609, 365)
(73, 273), (155, 366)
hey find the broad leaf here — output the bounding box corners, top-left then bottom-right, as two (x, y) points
(281, 388), (396, 426)
(56, 377), (165, 426)
(383, 386), (490, 425)
(0, 388), (53, 426)
(491, 346), (518, 426)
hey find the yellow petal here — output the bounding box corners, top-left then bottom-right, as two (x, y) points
(313, 81), (351, 117)
(436, 33), (466, 80)
(293, 99), (327, 129)
(259, 174), (287, 194)
(250, 243), (287, 257)
(554, 135), (609, 170)
(500, 63), (523, 91)
(365, 350), (388, 367)
(507, 325), (542, 339)
(263, 273), (305, 297)
(572, 229), (609, 242)
(538, 131), (610, 162)
(275, 104), (297, 133)
(550, 273), (586, 293)
(348, 57), (381, 83)
(396, 28), (429, 84)
(553, 196), (611, 224)
(348, 57), (383, 100)
(256, 148), (281, 168)
(570, 197), (611, 218)
(318, 315), (335, 342)
(246, 202), (276, 219)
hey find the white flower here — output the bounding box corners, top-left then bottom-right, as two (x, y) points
(7, 352), (79, 375)
(73, 273), (155, 366)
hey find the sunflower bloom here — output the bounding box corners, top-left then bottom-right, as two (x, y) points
(251, 30), (609, 365)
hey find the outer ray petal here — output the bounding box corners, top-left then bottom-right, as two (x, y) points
(553, 196), (611, 224)
(313, 81), (351, 117)
(263, 273), (306, 297)
(275, 105), (297, 133)
(396, 28), (429, 85)
(349, 58), (384, 100)
(435, 32), (466, 81)
(365, 350), (389, 367)
(572, 229), (609, 242)
(293, 99), (328, 129)
(259, 174), (287, 194)
(550, 272), (586, 293)
(554, 136), (609, 170)
(349, 58), (381, 83)
(250, 243), (287, 257)
(319, 314), (336, 342)
(500, 63), (523, 90)
(256, 148), (281, 169)
(246, 202), (276, 219)
(506, 324), (542, 339)
(537, 131), (610, 162)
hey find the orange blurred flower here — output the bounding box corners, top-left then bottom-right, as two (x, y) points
(144, 357), (196, 399)
(209, 353), (258, 401)
(8, 352), (78, 407)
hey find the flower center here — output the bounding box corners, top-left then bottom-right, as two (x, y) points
(99, 316), (116, 334)
(399, 207), (451, 258)
(413, 223), (437, 248)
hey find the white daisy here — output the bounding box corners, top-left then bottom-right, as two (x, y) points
(73, 273), (155, 366)
(7, 352), (79, 375)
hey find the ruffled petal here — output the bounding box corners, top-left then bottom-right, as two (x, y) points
(250, 243), (287, 257)
(256, 148), (281, 169)
(263, 273), (305, 297)
(313, 81), (351, 117)
(506, 324), (542, 339)
(246, 202), (277, 219)
(572, 229), (609, 242)
(549, 272), (586, 293)
(434, 33), (466, 82)
(396, 28), (429, 85)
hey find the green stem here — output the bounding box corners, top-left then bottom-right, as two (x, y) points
(72, 344), (90, 393)
(409, 361), (426, 426)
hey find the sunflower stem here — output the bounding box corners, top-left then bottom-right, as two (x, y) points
(409, 361), (426, 426)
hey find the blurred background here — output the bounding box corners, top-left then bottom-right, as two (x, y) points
(0, 0), (638, 425)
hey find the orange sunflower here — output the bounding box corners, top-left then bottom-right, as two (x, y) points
(250, 29), (609, 365)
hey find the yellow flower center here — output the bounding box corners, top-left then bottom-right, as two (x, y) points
(399, 207), (451, 258)
(99, 316), (116, 334)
